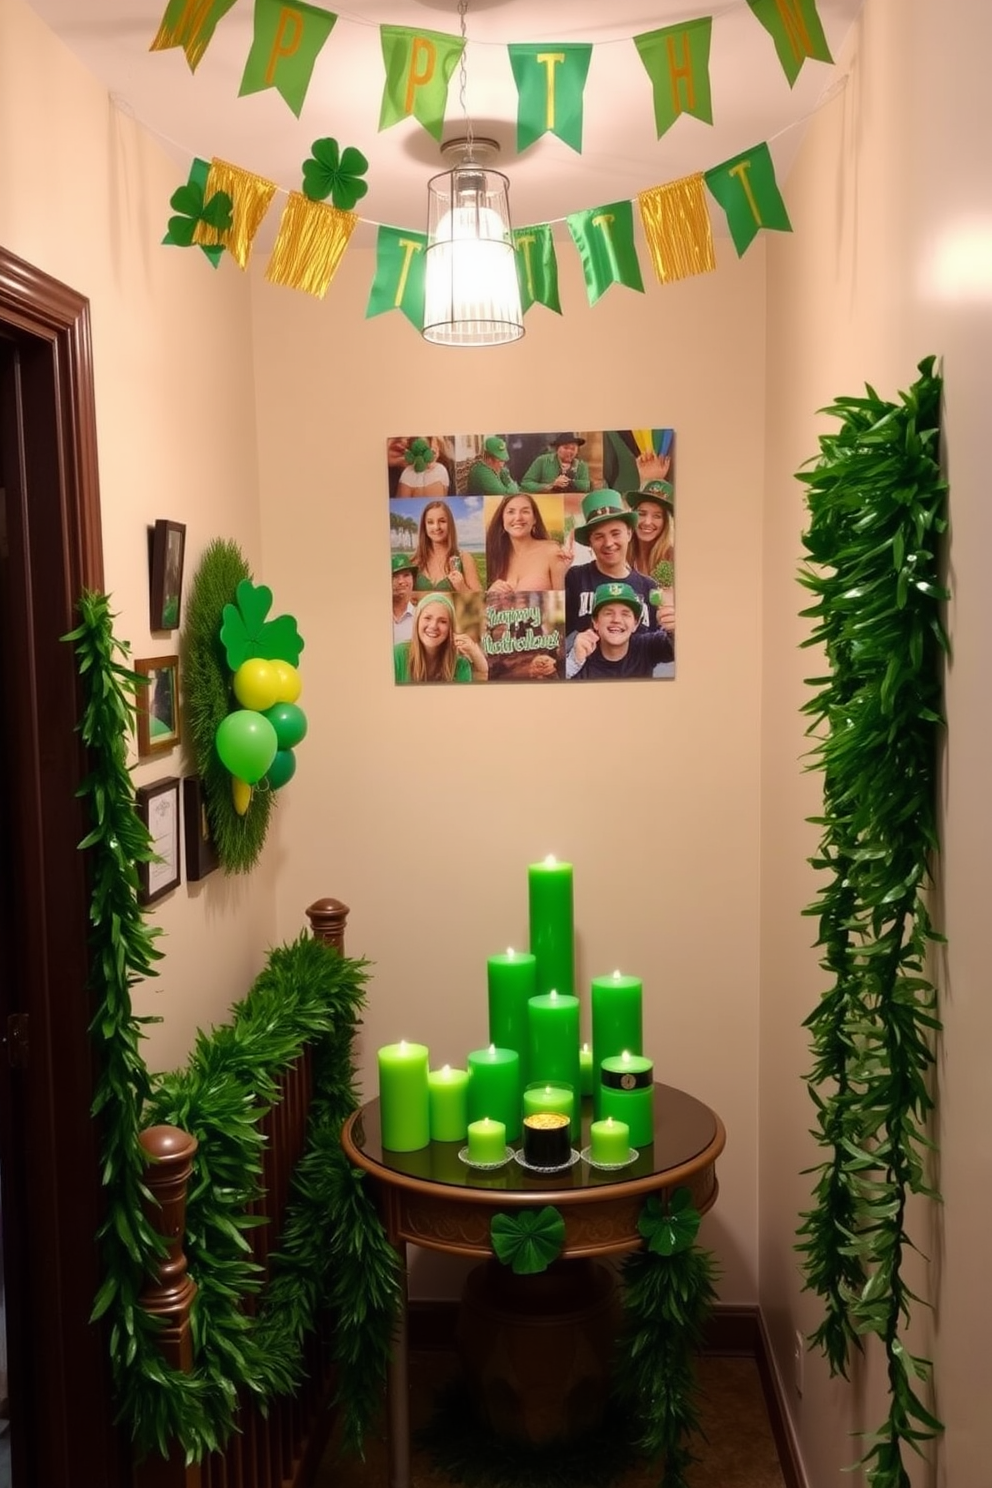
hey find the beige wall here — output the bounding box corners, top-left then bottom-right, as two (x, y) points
(0, 0), (278, 1073)
(252, 240), (767, 1301)
(760, 1), (992, 1484)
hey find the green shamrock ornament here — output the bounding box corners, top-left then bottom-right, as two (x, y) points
(165, 180), (233, 248)
(301, 138), (370, 211)
(220, 579), (305, 670)
(638, 1188), (702, 1257)
(490, 1206), (565, 1275)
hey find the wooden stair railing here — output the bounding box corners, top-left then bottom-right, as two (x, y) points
(133, 897), (350, 1488)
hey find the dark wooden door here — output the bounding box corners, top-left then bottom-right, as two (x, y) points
(0, 247), (126, 1488)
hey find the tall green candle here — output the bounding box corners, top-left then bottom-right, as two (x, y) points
(466, 1045), (522, 1140)
(487, 947), (536, 1084)
(377, 1040), (430, 1152)
(427, 1064), (469, 1142)
(528, 991), (580, 1137)
(590, 970), (643, 1117)
(528, 856), (574, 996)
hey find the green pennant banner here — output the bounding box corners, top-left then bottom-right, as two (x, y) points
(508, 43), (593, 154)
(633, 18), (713, 138)
(513, 225), (562, 315)
(239, 0), (338, 118)
(366, 226), (428, 328)
(566, 199), (645, 306)
(149, 0), (239, 71)
(747, 0), (832, 87)
(704, 142), (792, 256)
(378, 25), (464, 141)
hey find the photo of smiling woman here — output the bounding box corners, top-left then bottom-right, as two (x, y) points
(484, 492), (572, 597)
(411, 500), (482, 593)
(394, 594), (488, 684)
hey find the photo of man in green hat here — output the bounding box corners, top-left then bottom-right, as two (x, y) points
(465, 436), (520, 496)
(391, 552), (418, 643)
(566, 581), (674, 681)
(520, 433), (592, 495)
(564, 489), (670, 646)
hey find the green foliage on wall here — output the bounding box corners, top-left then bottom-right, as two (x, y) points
(70, 593), (399, 1463)
(794, 357), (948, 1485)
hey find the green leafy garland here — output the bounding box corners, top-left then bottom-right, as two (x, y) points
(612, 1192), (718, 1488)
(71, 593), (399, 1462)
(794, 357), (947, 1484)
(182, 538), (273, 872)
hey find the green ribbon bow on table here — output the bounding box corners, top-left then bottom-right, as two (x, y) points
(638, 1188), (701, 1256)
(301, 137), (370, 210)
(491, 1206), (565, 1275)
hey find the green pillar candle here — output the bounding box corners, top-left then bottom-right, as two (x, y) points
(427, 1064), (469, 1142)
(466, 1045), (522, 1140)
(487, 947), (536, 1084)
(466, 1117), (507, 1166)
(579, 1042), (594, 1097)
(528, 991), (580, 1139)
(590, 970), (643, 1117)
(377, 1040), (430, 1152)
(528, 856), (574, 996)
(589, 1116), (631, 1166)
(598, 1079), (655, 1148)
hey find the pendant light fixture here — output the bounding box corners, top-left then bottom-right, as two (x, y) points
(422, 1), (524, 347)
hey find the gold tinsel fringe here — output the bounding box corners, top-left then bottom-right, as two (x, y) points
(265, 194), (358, 298)
(149, 15), (211, 72)
(637, 175), (716, 285)
(193, 160), (277, 269)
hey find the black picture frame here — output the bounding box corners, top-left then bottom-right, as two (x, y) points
(135, 655), (180, 757)
(136, 776), (182, 905)
(149, 518), (187, 631)
(183, 775), (219, 882)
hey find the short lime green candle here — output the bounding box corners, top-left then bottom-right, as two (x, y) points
(466, 1045), (522, 1140)
(466, 1117), (507, 1165)
(427, 1064), (469, 1142)
(487, 947), (536, 1084)
(589, 1116), (631, 1165)
(579, 1043), (594, 1097)
(377, 1040), (430, 1151)
(522, 1081), (574, 1124)
(528, 856), (574, 996)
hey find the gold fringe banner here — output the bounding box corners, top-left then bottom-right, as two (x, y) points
(637, 175), (716, 284)
(193, 160), (277, 269)
(265, 194), (358, 298)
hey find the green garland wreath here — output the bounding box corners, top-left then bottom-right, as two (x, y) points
(794, 357), (947, 1484)
(71, 593), (399, 1463)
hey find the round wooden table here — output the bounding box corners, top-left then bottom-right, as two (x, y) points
(341, 1084), (725, 1488)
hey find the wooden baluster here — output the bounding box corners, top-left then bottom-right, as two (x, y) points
(135, 1124), (201, 1488)
(305, 896), (349, 952)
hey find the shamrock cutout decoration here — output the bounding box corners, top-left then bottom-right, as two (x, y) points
(404, 438), (433, 473)
(220, 579), (305, 671)
(165, 181), (233, 248)
(301, 138), (370, 211)
(652, 560), (674, 589)
(637, 1188), (701, 1257)
(490, 1206), (565, 1275)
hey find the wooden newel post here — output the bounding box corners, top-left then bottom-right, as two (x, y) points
(138, 1124), (198, 1373)
(306, 896), (350, 953)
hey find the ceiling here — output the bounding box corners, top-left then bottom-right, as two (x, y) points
(25, 0), (864, 249)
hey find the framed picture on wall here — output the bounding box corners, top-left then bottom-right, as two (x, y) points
(183, 775), (219, 882)
(135, 655), (181, 756)
(135, 775), (181, 905)
(149, 518), (187, 631)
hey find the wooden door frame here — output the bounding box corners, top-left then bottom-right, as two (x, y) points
(0, 244), (126, 1487)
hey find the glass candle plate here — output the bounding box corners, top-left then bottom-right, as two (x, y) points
(512, 1147), (581, 1176)
(458, 1146), (514, 1172)
(580, 1145), (639, 1172)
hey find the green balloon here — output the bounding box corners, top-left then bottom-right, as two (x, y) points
(215, 710), (278, 786)
(264, 701), (308, 751)
(267, 748), (297, 791)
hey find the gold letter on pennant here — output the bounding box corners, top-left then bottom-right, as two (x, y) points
(666, 31), (697, 116)
(729, 160), (762, 225)
(405, 37), (436, 114)
(536, 52), (565, 130)
(265, 7), (304, 83)
(393, 238), (423, 307)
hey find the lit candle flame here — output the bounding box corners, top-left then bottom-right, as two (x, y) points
(442, 1064), (450, 1076)
(613, 970), (621, 980)
(488, 1043), (496, 1056)
(544, 854), (557, 866)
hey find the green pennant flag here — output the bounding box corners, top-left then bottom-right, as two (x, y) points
(513, 225), (562, 315)
(366, 226), (427, 329)
(704, 142), (792, 256)
(633, 18), (713, 138)
(162, 157), (227, 267)
(239, 0), (338, 118)
(149, 0), (238, 72)
(747, 0), (832, 87)
(566, 200), (645, 307)
(508, 43), (592, 154)
(378, 25), (463, 142)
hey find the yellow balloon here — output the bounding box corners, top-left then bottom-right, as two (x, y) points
(232, 777), (252, 816)
(233, 658), (280, 712)
(271, 659), (302, 704)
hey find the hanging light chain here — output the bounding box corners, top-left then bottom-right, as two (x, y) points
(457, 0), (475, 157)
